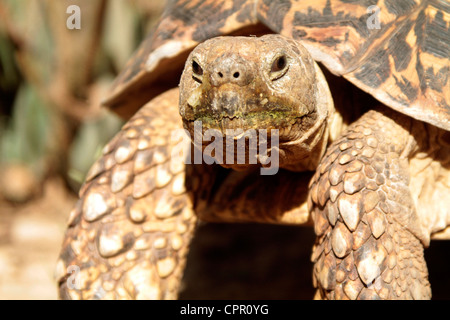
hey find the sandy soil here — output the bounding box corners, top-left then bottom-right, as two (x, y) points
(0, 178), (75, 299)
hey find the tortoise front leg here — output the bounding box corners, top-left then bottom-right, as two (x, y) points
(56, 88), (200, 299)
(310, 109), (431, 300)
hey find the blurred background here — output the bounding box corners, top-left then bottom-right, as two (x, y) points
(0, 0), (165, 299)
(0, 0), (448, 300)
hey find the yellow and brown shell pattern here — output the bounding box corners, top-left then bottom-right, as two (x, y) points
(106, 0), (449, 132)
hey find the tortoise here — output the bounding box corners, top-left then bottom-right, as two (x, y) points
(56, 0), (450, 300)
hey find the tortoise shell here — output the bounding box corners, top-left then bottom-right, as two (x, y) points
(103, 0), (449, 131)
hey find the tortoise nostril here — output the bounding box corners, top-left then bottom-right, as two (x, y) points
(210, 54), (252, 86)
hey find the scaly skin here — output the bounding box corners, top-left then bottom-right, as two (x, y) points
(57, 89), (198, 299)
(309, 109), (432, 299)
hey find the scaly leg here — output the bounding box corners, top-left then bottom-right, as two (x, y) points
(310, 109), (431, 300)
(56, 88), (200, 299)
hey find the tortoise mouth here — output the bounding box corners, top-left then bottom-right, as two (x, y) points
(185, 109), (303, 131)
(183, 87), (306, 133)
(182, 113), (310, 144)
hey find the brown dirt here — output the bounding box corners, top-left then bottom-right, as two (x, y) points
(0, 178), (76, 300)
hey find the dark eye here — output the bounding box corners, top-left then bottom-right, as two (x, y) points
(192, 60), (203, 76)
(270, 55), (289, 81)
(192, 59), (203, 83)
(271, 55), (287, 72)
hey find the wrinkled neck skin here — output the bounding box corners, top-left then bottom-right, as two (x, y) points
(279, 62), (335, 172)
(179, 35), (335, 175)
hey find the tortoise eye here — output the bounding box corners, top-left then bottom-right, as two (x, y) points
(271, 55), (286, 72)
(192, 60), (203, 76)
(192, 59), (203, 83)
(270, 54), (289, 80)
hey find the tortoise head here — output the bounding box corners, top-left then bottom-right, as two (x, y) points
(179, 35), (333, 172)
